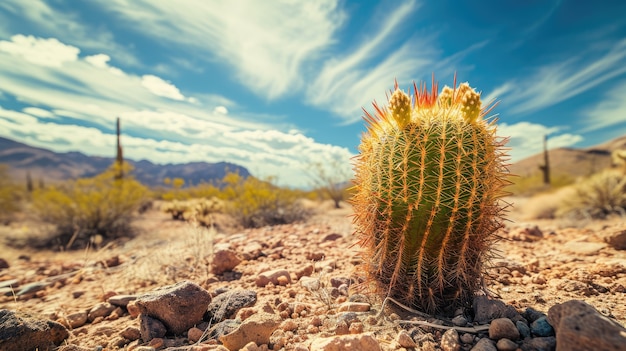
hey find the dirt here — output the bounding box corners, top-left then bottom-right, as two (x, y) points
(0, 198), (625, 350)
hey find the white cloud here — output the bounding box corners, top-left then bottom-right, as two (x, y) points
(492, 38), (626, 115)
(0, 35), (354, 188)
(92, 0), (345, 99)
(0, 34), (79, 67)
(0, 0), (139, 67)
(22, 107), (55, 118)
(141, 75), (185, 101)
(498, 121), (583, 162)
(582, 80), (626, 132)
(213, 106), (228, 115)
(305, 1), (430, 122)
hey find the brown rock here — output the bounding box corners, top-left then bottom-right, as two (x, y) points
(397, 329), (417, 348)
(88, 302), (116, 321)
(309, 334), (382, 351)
(0, 309), (69, 351)
(135, 281), (211, 335)
(547, 300), (626, 351)
(188, 326), (205, 343)
(441, 328), (461, 351)
(219, 312), (281, 351)
(337, 302), (370, 312)
(120, 326), (141, 341)
(256, 269), (291, 287)
(489, 318), (520, 341)
(605, 229), (626, 250)
(139, 314), (166, 342)
(211, 249), (242, 275)
(64, 311), (88, 328)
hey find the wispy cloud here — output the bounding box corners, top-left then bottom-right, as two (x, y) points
(582, 80), (626, 132)
(305, 0), (433, 122)
(0, 35), (353, 187)
(498, 122), (583, 162)
(0, 0), (138, 66)
(490, 37), (626, 115)
(91, 0), (345, 100)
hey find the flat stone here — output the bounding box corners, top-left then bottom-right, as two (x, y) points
(605, 229), (626, 250)
(108, 294), (137, 307)
(0, 309), (69, 351)
(496, 338), (518, 351)
(548, 300), (626, 351)
(397, 329), (416, 348)
(88, 302), (116, 322)
(309, 333), (382, 351)
(473, 296), (523, 324)
(205, 289), (257, 323)
(135, 280), (211, 335)
(520, 336), (556, 351)
(65, 311), (88, 329)
(219, 312), (281, 351)
(337, 302), (370, 312)
(563, 241), (607, 255)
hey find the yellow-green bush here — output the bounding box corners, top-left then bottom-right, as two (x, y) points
(32, 164), (149, 248)
(557, 169), (626, 219)
(0, 165), (22, 224)
(220, 172), (311, 228)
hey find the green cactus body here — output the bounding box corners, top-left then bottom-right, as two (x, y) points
(352, 79), (508, 315)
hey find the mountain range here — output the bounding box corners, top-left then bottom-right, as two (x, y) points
(1, 134), (625, 189)
(0, 137), (250, 188)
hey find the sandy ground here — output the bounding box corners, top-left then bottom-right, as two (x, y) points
(0, 199), (624, 350)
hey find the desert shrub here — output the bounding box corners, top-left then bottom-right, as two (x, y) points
(507, 172), (575, 196)
(221, 172), (311, 228)
(32, 164), (149, 249)
(0, 165), (22, 224)
(557, 169), (626, 220)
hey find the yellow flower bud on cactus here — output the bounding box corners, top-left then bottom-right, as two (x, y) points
(352, 77), (509, 315)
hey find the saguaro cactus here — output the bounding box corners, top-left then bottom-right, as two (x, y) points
(351, 77), (508, 315)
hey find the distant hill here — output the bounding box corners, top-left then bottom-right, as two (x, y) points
(0, 137), (250, 187)
(509, 134), (626, 179)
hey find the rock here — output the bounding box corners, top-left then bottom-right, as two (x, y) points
(205, 289), (257, 323)
(139, 314), (166, 342)
(135, 280), (211, 335)
(300, 276), (320, 291)
(88, 302), (116, 321)
(0, 258), (8, 269)
(516, 320), (531, 339)
(16, 281), (49, 296)
(520, 336), (556, 351)
(0, 309), (69, 351)
(605, 229), (626, 250)
(489, 318), (520, 341)
(255, 269), (291, 287)
(207, 319), (241, 340)
(188, 326), (205, 343)
(440, 328), (461, 351)
(495, 338), (518, 351)
(241, 241), (264, 260)
(330, 277), (351, 288)
(108, 294), (137, 307)
(219, 312), (281, 351)
(337, 302), (370, 312)
(530, 316), (554, 337)
(523, 307), (546, 323)
(563, 240), (607, 255)
(452, 315), (468, 326)
(64, 311), (88, 328)
(547, 300), (626, 351)
(397, 329), (416, 348)
(322, 233), (343, 242)
(309, 333), (382, 351)
(460, 333), (474, 344)
(295, 264), (314, 279)
(120, 326), (141, 341)
(473, 296), (522, 324)
(471, 338), (497, 351)
(211, 249), (242, 275)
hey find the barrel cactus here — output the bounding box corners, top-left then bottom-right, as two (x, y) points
(351, 78), (509, 315)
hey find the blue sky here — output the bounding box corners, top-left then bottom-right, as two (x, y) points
(1, 0), (625, 187)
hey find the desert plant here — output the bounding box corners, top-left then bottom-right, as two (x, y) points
(32, 163), (149, 249)
(351, 78), (509, 315)
(557, 169), (626, 219)
(0, 165), (21, 224)
(307, 159), (352, 209)
(221, 172), (310, 228)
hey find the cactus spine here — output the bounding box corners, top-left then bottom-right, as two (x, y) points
(352, 78), (508, 315)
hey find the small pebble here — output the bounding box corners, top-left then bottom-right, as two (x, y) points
(440, 328), (461, 351)
(452, 315), (468, 326)
(397, 329), (417, 348)
(516, 320), (531, 339)
(489, 318), (520, 341)
(530, 316), (554, 337)
(495, 338), (518, 351)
